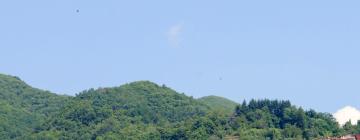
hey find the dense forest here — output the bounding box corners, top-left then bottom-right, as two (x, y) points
(0, 73), (359, 140)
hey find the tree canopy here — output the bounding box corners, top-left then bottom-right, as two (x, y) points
(0, 74), (353, 140)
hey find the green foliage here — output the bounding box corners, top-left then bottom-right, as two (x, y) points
(337, 120), (360, 136)
(0, 74), (348, 140)
(232, 99), (342, 139)
(237, 128), (282, 140)
(0, 74), (68, 139)
(33, 81), (216, 139)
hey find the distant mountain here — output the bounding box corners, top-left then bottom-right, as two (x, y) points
(334, 106), (360, 126)
(198, 95), (238, 114)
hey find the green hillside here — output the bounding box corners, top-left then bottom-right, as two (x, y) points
(198, 95), (238, 114)
(0, 74), (69, 139)
(0, 74), (355, 140)
(33, 81), (224, 139)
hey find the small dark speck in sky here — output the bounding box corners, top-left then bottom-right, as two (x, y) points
(76, 9), (79, 13)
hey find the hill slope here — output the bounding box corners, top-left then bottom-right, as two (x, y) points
(0, 74), (348, 140)
(198, 95), (238, 114)
(0, 74), (69, 139)
(0, 74), (69, 115)
(35, 81), (214, 139)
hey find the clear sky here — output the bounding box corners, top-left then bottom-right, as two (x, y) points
(0, 0), (359, 113)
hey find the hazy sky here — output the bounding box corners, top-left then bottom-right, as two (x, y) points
(1, 0), (359, 113)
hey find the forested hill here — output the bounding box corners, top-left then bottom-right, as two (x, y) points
(0, 74), (69, 139)
(0, 73), (353, 140)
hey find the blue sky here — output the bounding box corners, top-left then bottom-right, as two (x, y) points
(0, 0), (359, 112)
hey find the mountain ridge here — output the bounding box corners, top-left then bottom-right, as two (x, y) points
(0, 73), (353, 139)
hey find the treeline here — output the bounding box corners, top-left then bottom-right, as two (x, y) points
(0, 74), (355, 140)
(342, 121), (360, 135)
(230, 99), (341, 139)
